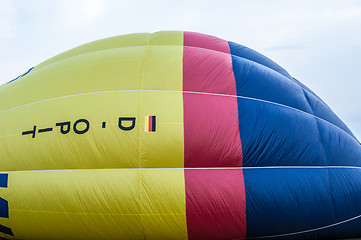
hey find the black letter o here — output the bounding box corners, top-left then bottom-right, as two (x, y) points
(73, 119), (90, 134)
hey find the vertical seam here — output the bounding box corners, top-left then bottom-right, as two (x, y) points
(300, 87), (339, 228)
(181, 32), (190, 239)
(227, 45), (243, 168)
(300, 87), (328, 165)
(139, 35), (151, 240)
(228, 43), (247, 238)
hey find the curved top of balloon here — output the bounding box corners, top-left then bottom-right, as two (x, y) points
(1, 31), (359, 170)
(0, 31), (361, 240)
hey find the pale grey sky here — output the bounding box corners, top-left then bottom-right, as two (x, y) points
(1, 0), (360, 140)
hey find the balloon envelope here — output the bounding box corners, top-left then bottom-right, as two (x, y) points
(0, 31), (360, 240)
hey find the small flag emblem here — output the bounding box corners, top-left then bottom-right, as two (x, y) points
(145, 116), (156, 132)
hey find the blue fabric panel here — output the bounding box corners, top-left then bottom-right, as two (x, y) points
(327, 168), (361, 239)
(291, 77), (325, 106)
(236, 97), (327, 167)
(231, 55), (312, 114)
(229, 47), (358, 143)
(227, 37), (361, 240)
(244, 168), (361, 239)
(237, 97), (361, 167)
(303, 89), (357, 140)
(0, 174), (8, 188)
(228, 41), (292, 79)
(317, 118), (361, 166)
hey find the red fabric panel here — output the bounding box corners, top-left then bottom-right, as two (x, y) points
(183, 33), (246, 238)
(183, 46), (236, 95)
(184, 31), (230, 54)
(183, 93), (242, 167)
(185, 169), (247, 240)
(183, 43), (242, 167)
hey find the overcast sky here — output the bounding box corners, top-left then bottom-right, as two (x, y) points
(1, 0), (360, 140)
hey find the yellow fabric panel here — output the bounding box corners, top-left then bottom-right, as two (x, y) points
(0, 92), (140, 170)
(0, 40), (183, 112)
(148, 31), (183, 46)
(143, 45), (183, 91)
(0, 45), (184, 170)
(141, 91), (184, 168)
(0, 32), (187, 240)
(35, 31), (183, 70)
(0, 91), (184, 170)
(0, 169), (186, 240)
(141, 169), (187, 240)
(140, 44), (184, 168)
(0, 47), (145, 112)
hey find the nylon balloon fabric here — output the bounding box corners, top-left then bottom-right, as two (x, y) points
(0, 31), (360, 240)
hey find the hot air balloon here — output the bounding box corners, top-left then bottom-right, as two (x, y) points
(0, 31), (360, 240)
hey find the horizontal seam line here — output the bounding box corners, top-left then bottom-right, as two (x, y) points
(11, 209), (185, 216)
(1, 166), (361, 173)
(249, 214), (361, 239)
(0, 89), (356, 142)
